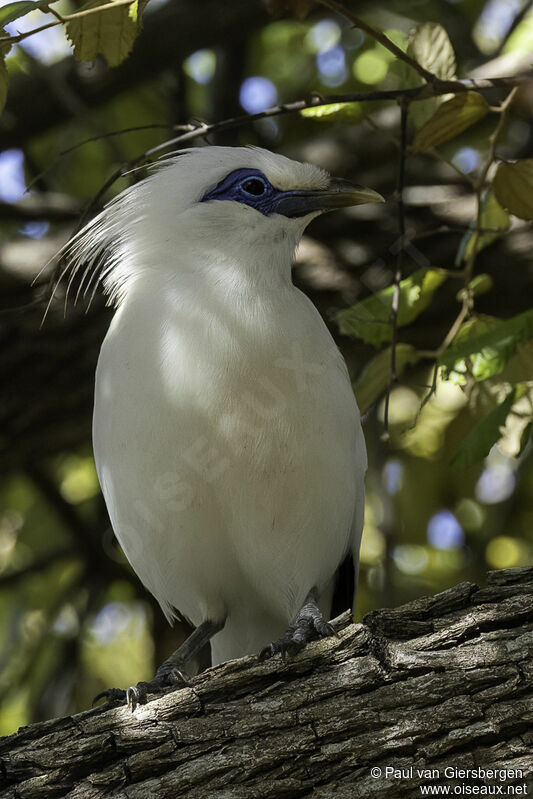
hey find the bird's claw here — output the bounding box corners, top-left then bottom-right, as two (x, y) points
(258, 604), (335, 661)
(92, 687), (127, 706)
(93, 667), (190, 711)
(126, 683), (147, 710)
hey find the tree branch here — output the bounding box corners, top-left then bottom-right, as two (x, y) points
(145, 74), (533, 158)
(60, 72), (531, 243)
(1, 567), (531, 797)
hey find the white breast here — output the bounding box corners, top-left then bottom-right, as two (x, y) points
(93, 272), (366, 662)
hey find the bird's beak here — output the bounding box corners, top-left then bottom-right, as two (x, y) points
(273, 177), (385, 218)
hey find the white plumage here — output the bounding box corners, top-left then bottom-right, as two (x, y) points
(71, 146), (377, 677)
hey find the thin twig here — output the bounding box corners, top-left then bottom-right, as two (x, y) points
(474, 87), (518, 194)
(463, 86), (518, 288)
(44, 78), (529, 300)
(143, 75), (532, 160)
(317, 0), (436, 83)
(69, 76), (530, 235)
(30, 72), (532, 213)
(383, 100), (409, 437)
(416, 87), (518, 373)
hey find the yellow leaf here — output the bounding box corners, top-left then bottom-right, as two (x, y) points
(66, 0), (139, 68)
(407, 22), (456, 80)
(413, 92), (490, 153)
(493, 159), (533, 221)
(407, 22), (456, 129)
(300, 102), (365, 123)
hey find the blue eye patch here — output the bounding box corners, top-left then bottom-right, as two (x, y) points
(201, 168), (317, 218)
(201, 168), (279, 215)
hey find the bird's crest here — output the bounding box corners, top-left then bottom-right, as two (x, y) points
(41, 146), (329, 318)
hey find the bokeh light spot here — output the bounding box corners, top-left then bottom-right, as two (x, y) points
(306, 19), (341, 54)
(383, 459), (403, 495)
(453, 147), (481, 174)
(486, 536), (524, 569)
(20, 221), (50, 239)
(90, 602), (145, 645)
(455, 498), (484, 531)
(360, 525), (385, 565)
(184, 50), (216, 85)
(342, 27), (364, 50)
(475, 464), (516, 504)
(353, 50), (388, 84)
(474, 0), (521, 52)
(316, 45), (347, 86)
(59, 456), (100, 504)
(427, 510), (465, 550)
(0, 150), (26, 203)
(393, 544), (429, 574)
(239, 77), (278, 113)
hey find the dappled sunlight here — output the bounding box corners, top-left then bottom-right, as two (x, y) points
(401, 379), (468, 459)
(0, 0), (532, 734)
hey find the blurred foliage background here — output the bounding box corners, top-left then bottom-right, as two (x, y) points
(0, 0), (532, 734)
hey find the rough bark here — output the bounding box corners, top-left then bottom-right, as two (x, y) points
(1, 567), (532, 798)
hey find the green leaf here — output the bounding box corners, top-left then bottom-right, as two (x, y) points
(493, 159), (533, 221)
(413, 92), (490, 153)
(337, 269), (447, 347)
(439, 310), (533, 381)
(0, 0), (56, 27)
(407, 22), (456, 80)
(456, 191), (509, 266)
(440, 315), (502, 385)
(456, 274), (493, 302)
(406, 22), (456, 129)
(66, 0), (139, 68)
(451, 387), (517, 469)
(300, 102), (365, 123)
(354, 344), (419, 413)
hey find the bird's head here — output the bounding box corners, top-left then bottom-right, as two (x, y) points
(65, 146), (383, 305)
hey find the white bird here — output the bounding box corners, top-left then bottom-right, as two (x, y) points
(67, 146), (383, 706)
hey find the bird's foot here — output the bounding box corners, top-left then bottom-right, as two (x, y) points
(258, 601), (335, 661)
(93, 664), (190, 710)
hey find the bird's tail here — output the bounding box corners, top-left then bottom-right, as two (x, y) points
(330, 553), (356, 620)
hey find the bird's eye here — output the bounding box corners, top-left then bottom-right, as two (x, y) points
(241, 178), (267, 196)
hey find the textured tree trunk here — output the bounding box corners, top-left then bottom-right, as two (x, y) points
(1, 567), (532, 798)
